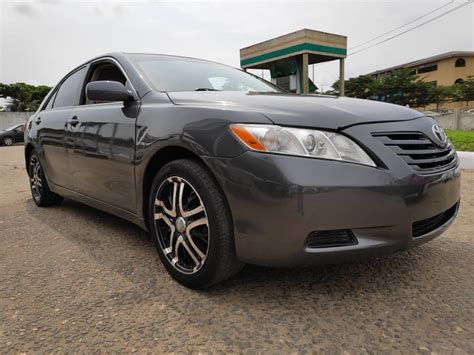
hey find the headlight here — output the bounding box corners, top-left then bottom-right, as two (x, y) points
(230, 124), (376, 167)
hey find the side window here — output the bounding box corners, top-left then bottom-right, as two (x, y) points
(53, 67), (87, 109)
(82, 62), (127, 105)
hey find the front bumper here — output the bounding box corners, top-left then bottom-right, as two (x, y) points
(203, 148), (461, 267)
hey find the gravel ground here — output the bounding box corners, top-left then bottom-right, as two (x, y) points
(1, 145), (473, 353)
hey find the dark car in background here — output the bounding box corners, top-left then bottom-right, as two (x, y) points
(1, 123), (25, 146)
(24, 53), (460, 288)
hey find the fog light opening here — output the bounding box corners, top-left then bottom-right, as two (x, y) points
(306, 229), (358, 248)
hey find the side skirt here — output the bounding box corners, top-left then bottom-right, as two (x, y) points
(50, 182), (149, 232)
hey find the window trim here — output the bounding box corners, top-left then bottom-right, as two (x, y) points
(43, 90), (58, 111)
(43, 65), (88, 111)
(78, 57), (138, 108)
(39, 85), (60, 112)
(39, 57), (138, 112)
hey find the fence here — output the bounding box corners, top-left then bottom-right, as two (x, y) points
(432, 111), (474, 131)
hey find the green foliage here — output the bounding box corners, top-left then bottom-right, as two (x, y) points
(373, 69), (424, 106)
(332, 75), (375, 99)
(331, 70), (471, 108)
(0, 83), (52, 112)
(427, 85), (456, 110)
(453, 76), (474, 106)
(445, 130), (474, 152)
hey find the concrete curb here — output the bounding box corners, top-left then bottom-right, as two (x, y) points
(458, 151), (474, 170)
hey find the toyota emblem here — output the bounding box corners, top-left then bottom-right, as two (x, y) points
(432, 124), (447, 145)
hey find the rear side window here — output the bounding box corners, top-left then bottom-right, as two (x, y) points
(44, 91), (57, 110)
(53, 67), (86, 109)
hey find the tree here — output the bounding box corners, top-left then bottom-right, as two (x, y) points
(346, 75), (376, 99)
(331, 69), (454, 108)
(373, 68), (426, 106)
(0, 83), (51, 112)
(453, 76), (474, 107)
(331, 75), (375, 99)
(331, 69), (422, 105)
(427, 85), (455, 110)
(407, 81), (432, 108)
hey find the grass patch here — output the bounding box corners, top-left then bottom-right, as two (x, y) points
(446, 130), (474, 151)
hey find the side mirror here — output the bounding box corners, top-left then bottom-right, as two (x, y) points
(86, 81), (134, 102)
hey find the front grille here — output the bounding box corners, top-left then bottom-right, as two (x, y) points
(372, 132), (457, 173)
(306, 230), (358, 248)
(412, 203), (458, 238)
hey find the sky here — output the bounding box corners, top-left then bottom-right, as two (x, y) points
(0, 0), (473, 91)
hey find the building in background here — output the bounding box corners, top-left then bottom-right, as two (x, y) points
(240, 29), (347, 95)
(367, 51), (474, 87)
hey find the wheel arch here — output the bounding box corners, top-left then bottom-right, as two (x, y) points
(24, 143), (34, 175)
(141, 145), (232, 230)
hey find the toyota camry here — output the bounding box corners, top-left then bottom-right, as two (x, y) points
(24, 53), (460, 288)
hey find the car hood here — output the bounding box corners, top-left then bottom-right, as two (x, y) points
(166, 91), (424, 130)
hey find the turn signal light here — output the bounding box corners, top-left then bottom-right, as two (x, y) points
(230, 125), (267, 151)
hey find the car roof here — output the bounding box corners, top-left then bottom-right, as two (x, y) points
(85, 52), (223, 66)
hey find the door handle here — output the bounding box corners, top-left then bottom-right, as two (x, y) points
(68, 115), (79, 127)
(35, 116), (41, 124)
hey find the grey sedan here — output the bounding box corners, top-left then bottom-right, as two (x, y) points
(24, 53), (460, 288)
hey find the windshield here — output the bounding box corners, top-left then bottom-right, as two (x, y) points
(5, 124), (22, 131)
(129, 54), (280, 93)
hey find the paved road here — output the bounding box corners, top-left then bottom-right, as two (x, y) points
(1, 145), (473, 353)
(458, 151), (474, 170)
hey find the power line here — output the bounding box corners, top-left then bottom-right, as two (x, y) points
(349, 0), (473, 56)
(350, 0), (455, 50)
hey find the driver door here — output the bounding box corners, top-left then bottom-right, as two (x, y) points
(66, 59), (139, 212)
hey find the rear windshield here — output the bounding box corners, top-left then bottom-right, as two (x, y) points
(128, 54), (280, 93)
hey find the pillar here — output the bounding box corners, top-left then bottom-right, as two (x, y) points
(302, 53), (309, 94)
(339, 58), (345, 97)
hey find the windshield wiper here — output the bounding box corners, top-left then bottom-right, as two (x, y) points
(195, 88), (221, 91)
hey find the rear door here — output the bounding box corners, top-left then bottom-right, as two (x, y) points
(67, 59), (139, 212)
(36, 66), (87, 189)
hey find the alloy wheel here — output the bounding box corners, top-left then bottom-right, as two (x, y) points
(3, 137), (13, 146)
(30, 156), (43, 202)
(154, 176), (209, 274)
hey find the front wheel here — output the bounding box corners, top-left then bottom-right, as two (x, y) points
(29, 152), (63, 207)
(148, 159), (243, 289)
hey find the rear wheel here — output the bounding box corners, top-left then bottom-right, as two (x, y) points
(29, 152), (63, 207)
(148, 159), (243, 288)
(2, 137), (14, 146)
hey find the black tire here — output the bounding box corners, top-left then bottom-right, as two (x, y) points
(29, 152), (63, 207)
(2, 136), (14, 146)
(148, 159), (243, 289)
